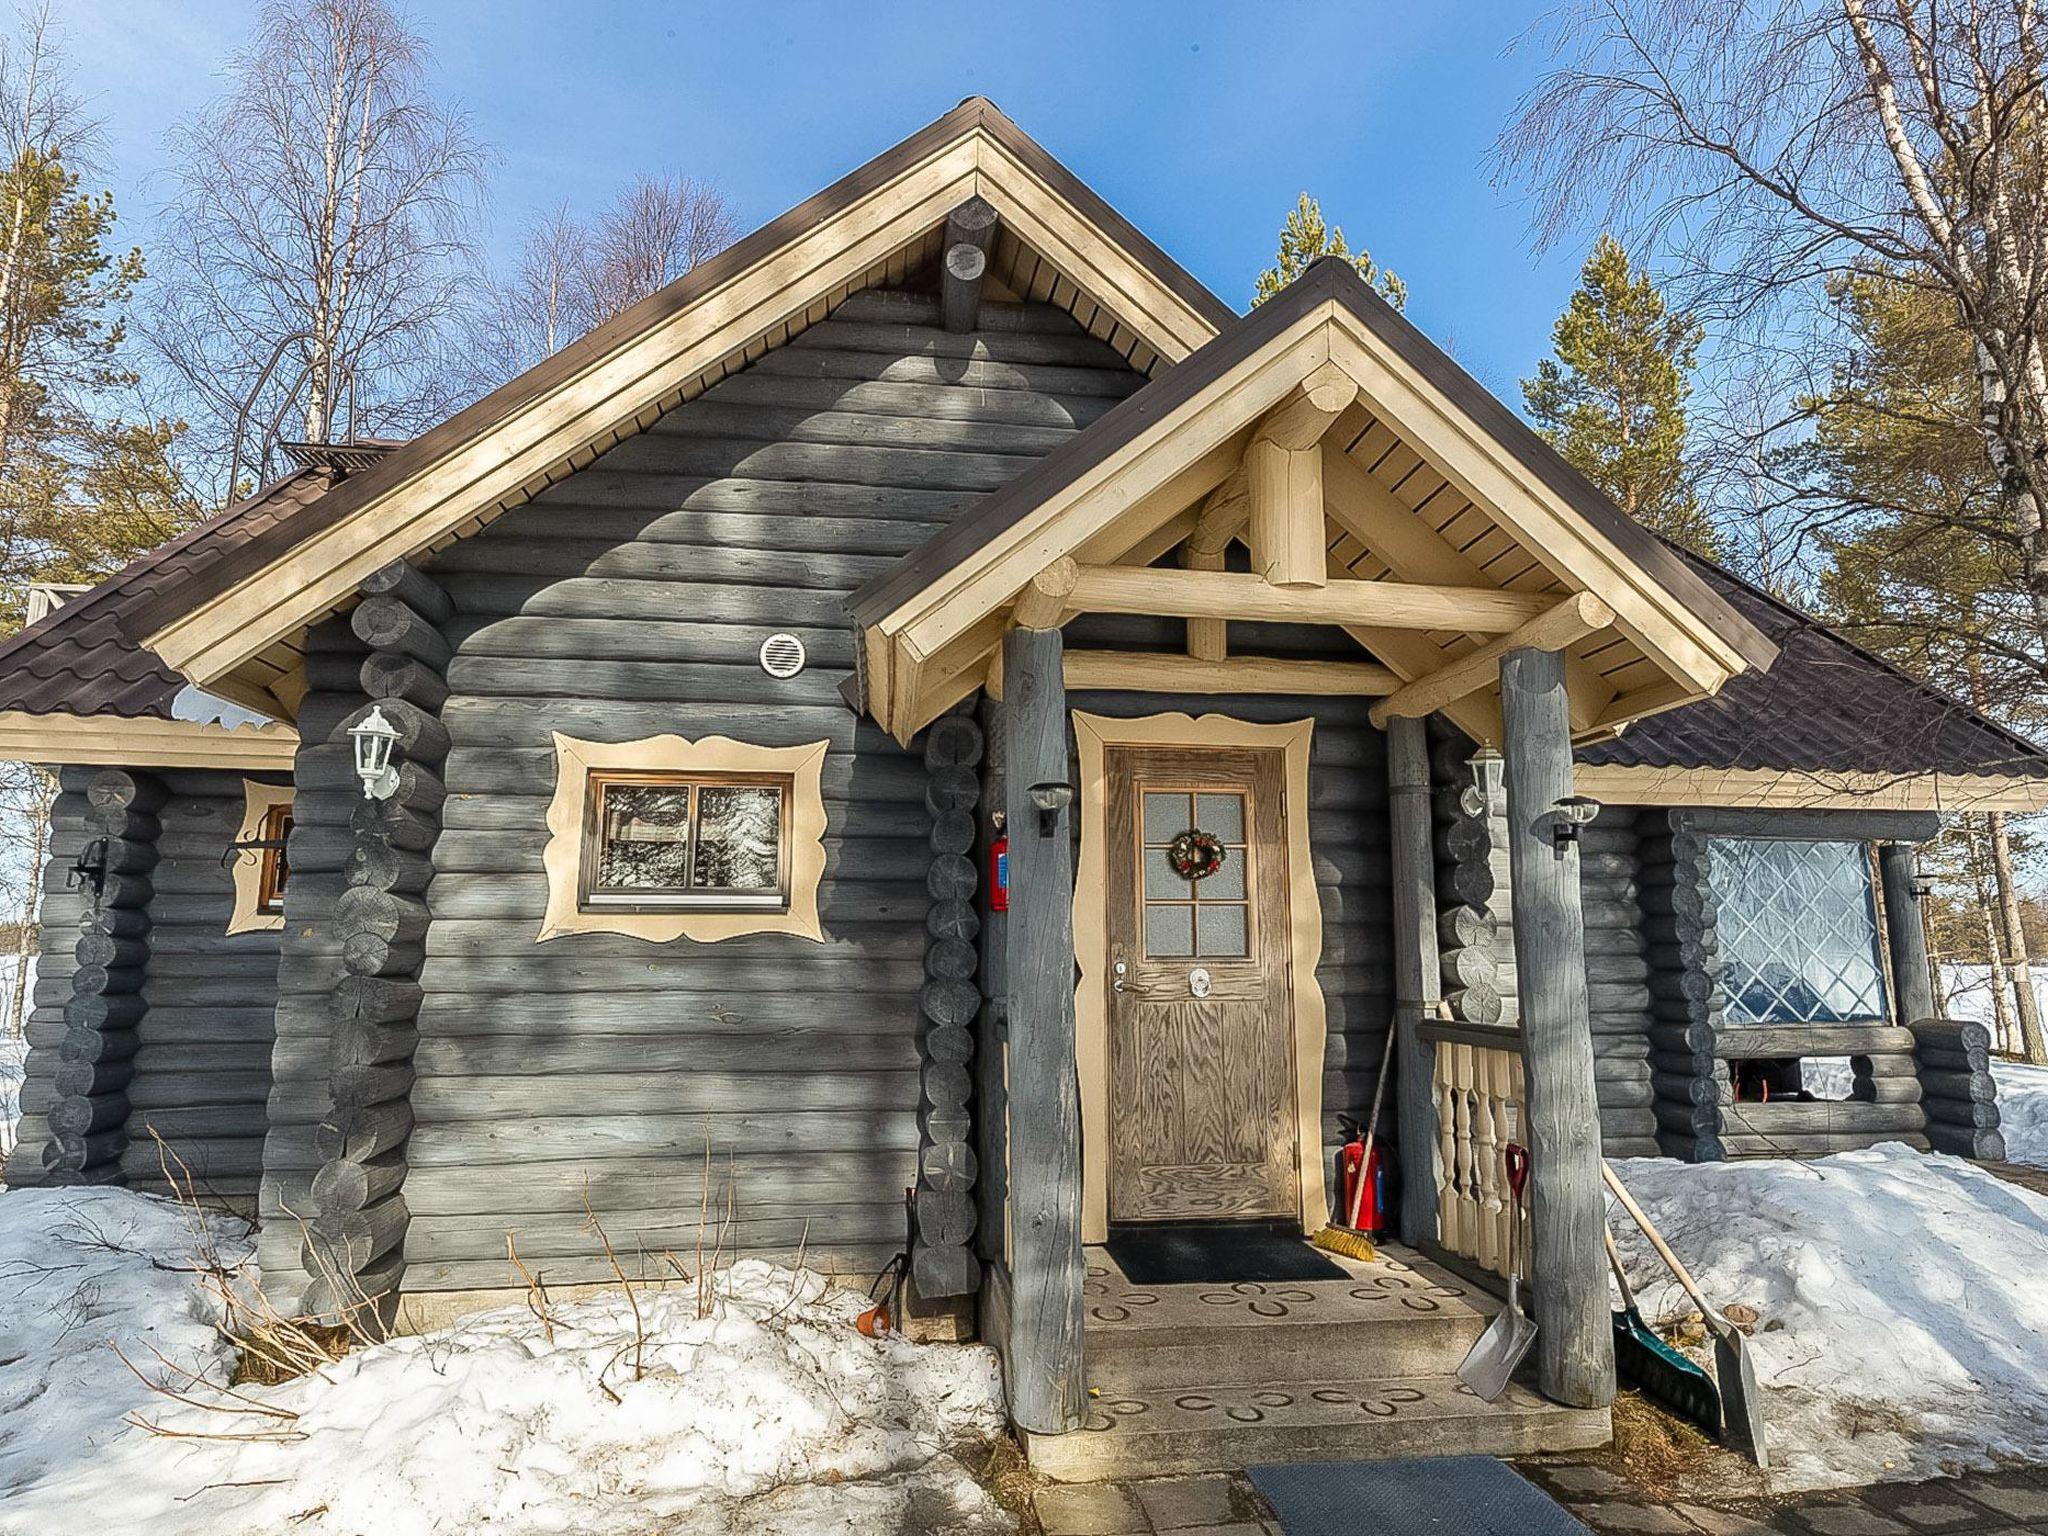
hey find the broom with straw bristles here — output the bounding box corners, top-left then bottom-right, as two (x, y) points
(1313, 1020), (1397, 1262)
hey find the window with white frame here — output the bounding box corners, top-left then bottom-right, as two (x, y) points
(1709, 837), (1888, 1024)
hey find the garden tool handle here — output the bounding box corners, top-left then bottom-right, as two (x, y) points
(1602, 1221), (1639, 1311)
(1602, 1161), (1730, 1338)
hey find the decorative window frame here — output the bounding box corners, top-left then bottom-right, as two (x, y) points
(226, 780), (294, 935)
(539, 732), (828, 944)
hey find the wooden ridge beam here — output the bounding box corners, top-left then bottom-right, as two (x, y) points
(942, 196), (998, 334)
(1012, 555), (1080, 630)
(1253, 360), (1359, 451)
(1368, 592), (1614, 728)
(1064, 565), (1554, 631)
(1062, 650), (1400, 696)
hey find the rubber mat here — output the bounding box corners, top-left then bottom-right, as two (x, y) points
(1103, 1221), (1347, 1285)
(1248, 1455), (1592, 1536)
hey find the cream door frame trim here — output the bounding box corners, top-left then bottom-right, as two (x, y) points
(1071, 710), (1327, 1245)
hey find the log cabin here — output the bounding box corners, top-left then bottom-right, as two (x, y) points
(2, 99), (2042, 1474)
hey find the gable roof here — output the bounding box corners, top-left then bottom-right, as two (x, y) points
(1583, 553), (2048, 785)
(849, 257), (1778, 742)
(0, 466), (342, 721)
(122, 96), (1235, 712)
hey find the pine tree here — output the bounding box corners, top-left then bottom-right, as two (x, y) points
(1253, 193), (1404, 309)
(1522, 235), (1715, 556)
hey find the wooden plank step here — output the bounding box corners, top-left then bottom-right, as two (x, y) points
(1027, 1372), (1610, 1482)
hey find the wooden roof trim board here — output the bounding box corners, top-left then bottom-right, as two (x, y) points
(0, 711), (298, 770)
(1575, 764), (2048, 813)
(852, 261), (1779, 741)
(131, 97), (1232, 699)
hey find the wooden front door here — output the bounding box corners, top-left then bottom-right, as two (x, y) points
(1104, 745), (1299, 1223)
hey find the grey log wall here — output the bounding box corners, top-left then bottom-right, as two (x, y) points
(394, 287), (1143, 1294)
(258, 616), (370, 1310)
(10, 764), (283, 1213)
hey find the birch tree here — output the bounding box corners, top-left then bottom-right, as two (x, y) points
(145, 0), (486, 498)
(1502, 0), (2048, 684)
(461, 176), (735, 397)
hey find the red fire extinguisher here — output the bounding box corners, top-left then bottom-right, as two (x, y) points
(988, 813), (1009, 913)
(1334, 1116), (1385, 1233)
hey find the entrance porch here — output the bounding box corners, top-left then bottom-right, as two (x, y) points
(1017, 1241), (1609, 1481)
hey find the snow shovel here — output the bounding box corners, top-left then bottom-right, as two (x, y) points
(1605, 1221), (1721, 1437)
(1601, 1161), (1769, 1469)
(1457, 1143), (1535, 1402)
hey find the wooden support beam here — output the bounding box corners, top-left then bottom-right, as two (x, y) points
(1064, 565), (1554, 632)
(1063, 650), (1399, 696)
(1181, 542), (1228, 662)
(1252, 360), (1358, 451)
(941, 197), (998, 334)
(1878, 842), (1937, 1026)
(1011, 556), (1080, 630)
(1368, 592), (1614, 727)
(1246, 439), (1326, 589)
(1499, 646), (1615, 1412)
(1386, 716), (1443, 1248)
(1002, 623), (1085, 1434)
(1185, 470), (1248, 560)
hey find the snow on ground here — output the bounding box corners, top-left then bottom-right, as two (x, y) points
(1609, 1145), (2048, 1492)
(0, 1187), (1009, 1536)
(1992, 1059), (2048, 1166)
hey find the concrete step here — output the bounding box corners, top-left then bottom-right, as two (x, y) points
(1081, 1247), (1498, 1394)
(1027, 1372), (1611, 1482)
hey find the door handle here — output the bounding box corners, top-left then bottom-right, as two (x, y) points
(1189, 967), (1212, 999)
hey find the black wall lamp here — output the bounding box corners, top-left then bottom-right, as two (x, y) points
(1027, 780), (1073, 837)
(1549, 794), (1602, 853)
(66, 838), (108, 900)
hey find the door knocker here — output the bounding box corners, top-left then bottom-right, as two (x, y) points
(1189, 966), (1212, 999)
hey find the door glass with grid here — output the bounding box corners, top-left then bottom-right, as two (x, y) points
(1139, 788), (1251, 959)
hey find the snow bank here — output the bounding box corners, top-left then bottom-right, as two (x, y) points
(0, 1186), (253, 1490)
(1992, 1059), (2048, 1166)
(1608, 1146), (2048, 1492)
(0, 1189), (1008, 1535)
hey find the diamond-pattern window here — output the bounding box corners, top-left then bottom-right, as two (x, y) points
(1709, 838), (1888, 1024)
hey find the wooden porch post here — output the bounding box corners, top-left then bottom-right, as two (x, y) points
(1386, 715), (1441, 1246)
(1002, 623), (1086, 1434)
(1878, 841), (1938, 1025)
(1499, 646), (1616, 1411)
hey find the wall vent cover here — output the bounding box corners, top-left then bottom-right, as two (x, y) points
(759, 633), (807, 679)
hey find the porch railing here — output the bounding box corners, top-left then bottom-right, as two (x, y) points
(1421, 1021), (1528, 1280)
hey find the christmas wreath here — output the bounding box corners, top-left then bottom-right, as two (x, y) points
(1167, 828), (1228, 882)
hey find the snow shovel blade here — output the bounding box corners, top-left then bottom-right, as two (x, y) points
(1458, 1274), (1537, 1402)
(1711, 1323), (1769, 1470)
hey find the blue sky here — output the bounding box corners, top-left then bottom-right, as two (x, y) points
(66, 0), (1590, 406)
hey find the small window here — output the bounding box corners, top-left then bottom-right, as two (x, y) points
(538, 732), (827, 944)
(1710, 837), (1888, 1024)
(227, 780), (294, 935)
(257, 804), (294, 914)
(584, 773), (790, 911)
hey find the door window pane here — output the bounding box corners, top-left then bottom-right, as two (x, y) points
(1194, 792), (1245, 843)
(1196, 903), (1249, 958)
(1143, 791), (1191, 844)
(1709, 838), (1887, 1024)
(1146, 903), (1195, 957)
(1144, 847), (1189, 900)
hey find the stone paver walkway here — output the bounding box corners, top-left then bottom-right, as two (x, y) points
(1031, 1465), (2048, 1535)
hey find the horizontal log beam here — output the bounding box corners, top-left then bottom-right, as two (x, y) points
(1368, 592), (1614, 727)
(1064, 565), (1554, 631)
(1062, 650), (1399, 696)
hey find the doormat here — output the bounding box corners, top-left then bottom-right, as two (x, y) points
(1104, 1221), (1347, 1285)
(1248, 1456), (1591, 1536)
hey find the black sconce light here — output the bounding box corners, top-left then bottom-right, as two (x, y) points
(1549, 794), (1602, 853)
(1027, 780), (1073, 837)
(66, 838), (109, 900)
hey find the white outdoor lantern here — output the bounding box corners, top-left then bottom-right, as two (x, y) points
(349, 705), (403, 800)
